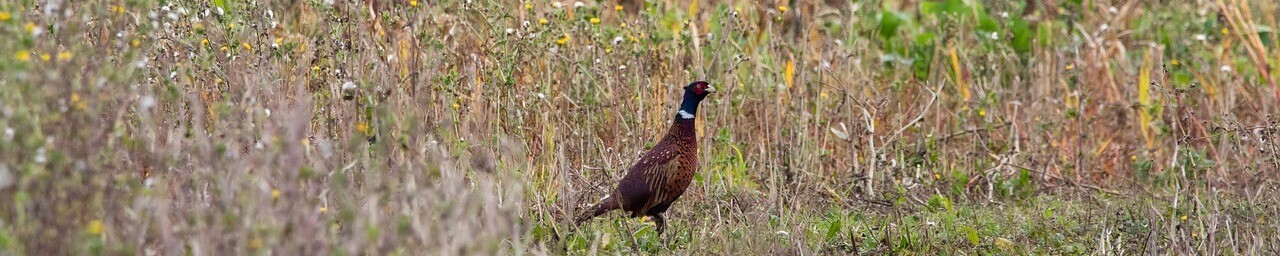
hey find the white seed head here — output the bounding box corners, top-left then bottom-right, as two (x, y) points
(35, 148), (47, 163)
(139, 95), (156, 109)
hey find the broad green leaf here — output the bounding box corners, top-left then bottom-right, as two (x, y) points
(825, 219), (841, 240)
(878, 11), (908, 40)
(1010, 18), (1033, 53)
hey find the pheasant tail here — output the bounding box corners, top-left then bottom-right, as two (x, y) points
(575, 196), (620, 224)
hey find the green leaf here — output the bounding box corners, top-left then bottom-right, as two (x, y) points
(1010, 18), (1033, 53)
(910, 43), (935, 80)
(965, 226), (981, 245)
(920, 1), (941, 16)
(915, 32), (937, 45)
(825, 219), (842, 241)
(976, 14), (999, 35)
(921, 0), (970, 17)
(878, 11), (907, 40)
(927, 194), (954, 212)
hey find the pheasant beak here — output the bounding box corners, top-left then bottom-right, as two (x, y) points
(705, 85), (716, 94)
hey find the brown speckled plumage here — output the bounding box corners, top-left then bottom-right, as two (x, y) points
(576, 81), (715, 234)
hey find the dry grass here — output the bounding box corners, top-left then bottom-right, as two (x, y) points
(1, 0), (1279, 254)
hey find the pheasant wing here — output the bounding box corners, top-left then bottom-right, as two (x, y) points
(615, 146), (685, 217)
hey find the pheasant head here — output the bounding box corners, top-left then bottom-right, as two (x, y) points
(676, 81), (715, 120)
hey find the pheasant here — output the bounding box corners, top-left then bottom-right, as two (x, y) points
(576, 81), (715, 234)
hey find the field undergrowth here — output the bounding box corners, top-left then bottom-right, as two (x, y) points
(1, 0), (1279, 254)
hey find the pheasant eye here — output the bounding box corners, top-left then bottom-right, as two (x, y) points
(690, 82), (710, 94)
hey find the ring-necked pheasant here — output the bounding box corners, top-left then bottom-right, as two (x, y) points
(575, 81), (715, 234)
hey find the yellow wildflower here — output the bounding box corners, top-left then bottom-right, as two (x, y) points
(590, 17), (600, 24)
(87, 220), (104, 235)
(131, 39), (140, 47)
(1170, 59), (1179, 66)
(14, 50), (29, 62)
(1221, 28), (1229, 35)
(58, 51), (72, 61)
(356, 121), (369, 134)
(539, 18), (548, 25)
(241, 42), (251, 50)
(40, 53), (50, 61)
(71, 93), (86, 109)
(0, 12), (10, 21)
(621, 22), (627, 28)
(616, 5), (623, 12)
(1065, 64), (1073, 70)
(24, 22), (35, 33)
(312, 65), (320, 71)
(275, 38), (283, 45)
(410, 0), (418, 7)
(201, 39), (209, 46)
(778, 5), (788, 13)
(319, 207), (328, 213)
(525, 3), (532, 10)
(272, 189), (281, 199)
(556, 34), (570, 45)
